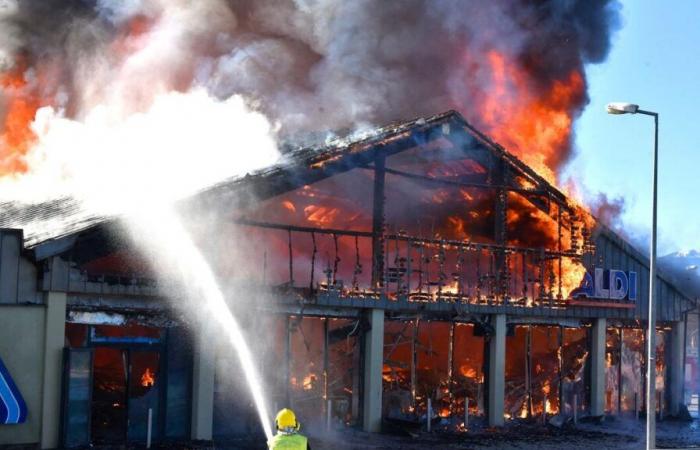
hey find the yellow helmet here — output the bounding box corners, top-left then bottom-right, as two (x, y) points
(275, 408), (299, 431)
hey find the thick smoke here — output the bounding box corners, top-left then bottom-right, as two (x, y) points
(1, 0), (621, 180)
(591, 192), (625, 229)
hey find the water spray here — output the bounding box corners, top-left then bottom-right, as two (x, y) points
(130, 207), (273, 440)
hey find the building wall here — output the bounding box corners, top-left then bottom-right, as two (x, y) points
(0, 304), (46, 446)
(586, 228), (694, 322)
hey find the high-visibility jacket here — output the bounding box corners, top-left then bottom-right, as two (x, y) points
(267, 432), (309, 449)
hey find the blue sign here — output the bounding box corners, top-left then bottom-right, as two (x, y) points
(0, 356), (27, 425)
(571, 268), (637, 302)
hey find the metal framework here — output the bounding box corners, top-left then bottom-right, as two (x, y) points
(233, 135), (597, 310)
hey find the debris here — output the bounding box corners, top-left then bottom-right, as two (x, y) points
(548, 414), (567, 428)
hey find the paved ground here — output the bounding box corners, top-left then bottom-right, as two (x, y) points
(50, 418), (700, 449)
(301, 418), (700, 450)
(307, 427), (639, 450)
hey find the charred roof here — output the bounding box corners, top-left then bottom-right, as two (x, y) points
(0, 110), (693, 308)
(0, 110), (569, 250)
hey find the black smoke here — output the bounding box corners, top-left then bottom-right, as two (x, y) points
(1, 0), (621, 159)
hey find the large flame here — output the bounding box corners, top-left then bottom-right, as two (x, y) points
(479, 50), (593, 299)
(477, 51), (585, 186)
(0, 63), (41, 176)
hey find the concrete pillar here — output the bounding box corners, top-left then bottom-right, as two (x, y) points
(488, 314), (506, 427)
(669, 320), (686, 416)
(40, 291), (67, 449)
(191, 325), (216, 441)
(362, 308), (384, 432)
(590, 318), (607, 417)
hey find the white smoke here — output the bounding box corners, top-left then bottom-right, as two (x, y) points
(1, 0), (278, 211)
(1, 90), (277, 213)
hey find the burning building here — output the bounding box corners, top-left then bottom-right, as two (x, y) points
(0, 110), (696, 447)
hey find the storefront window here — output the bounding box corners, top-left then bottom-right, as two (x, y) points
(264, 315), (289, 410)
(505, 326), (528, 418)
(383, 320), (416, 418)
(605, 328), (621, 414)
(621, 328), (644, 414)
(561, 327), (589, 416)
(288, 316), (325, 426)
(530, 326), (560, 416)
(91, 348), (128, 444)
(62, 349), (92, 447)
(416, 321), (450, 417)
(213, 330), (259, 438)
(164, 327), (192, 439)
(127, 351), (160, 442)
(327, 318), (359, 425)
(452, 323), (485, 419)
(61, 322), (187, 446)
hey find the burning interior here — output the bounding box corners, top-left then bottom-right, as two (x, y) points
(0, 110), (695, 445)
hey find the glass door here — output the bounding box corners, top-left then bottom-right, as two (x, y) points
(127, 350), (161, 443)
(61, 348), (93, 448)
(62, 323), (179, 446)
(91, 347), (128, 444)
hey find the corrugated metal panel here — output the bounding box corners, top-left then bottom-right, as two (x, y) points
(587, 230), (693, 323)
(0, 230), (21, 304)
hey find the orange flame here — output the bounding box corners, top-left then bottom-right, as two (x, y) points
(302, 373), (317, 391)
(479, 51), (585, 186)
(560, 257), (587, 298)
(281, 200), (297, 213)
(141, 367), (155, 387)
(459, 365), (478, 379)
(304, 204), (340, 226)
(0, 65), (40, 176)
(518, 402), (529, 418)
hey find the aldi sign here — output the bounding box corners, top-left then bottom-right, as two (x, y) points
(571, 268), (638, 305)
(0, 356), (27, 425)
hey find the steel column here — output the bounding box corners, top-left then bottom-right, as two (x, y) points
(371, 154), (386, 289)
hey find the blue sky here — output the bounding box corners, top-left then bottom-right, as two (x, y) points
(567, 0), (699, 255)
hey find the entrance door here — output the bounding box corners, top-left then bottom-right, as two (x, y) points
(62, 324), (184, 447)
(90, 347), (162, 445)
(91, 348), (128, 444)
(92, 347), (128, 444)
(61, 348), (93, 447)
(127, 351), (161, 442)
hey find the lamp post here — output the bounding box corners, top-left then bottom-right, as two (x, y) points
(607, 102), (658, 450)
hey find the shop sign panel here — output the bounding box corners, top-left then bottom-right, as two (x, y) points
(570, 268), (637, 308)
(0, 356), (28, 425)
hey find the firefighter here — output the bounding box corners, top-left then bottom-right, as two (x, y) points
(268, 408), (310, 449)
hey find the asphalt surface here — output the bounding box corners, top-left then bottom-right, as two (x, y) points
(40, 418), (700, 449)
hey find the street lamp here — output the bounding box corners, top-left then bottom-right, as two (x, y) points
(607, 102), (659, 450)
